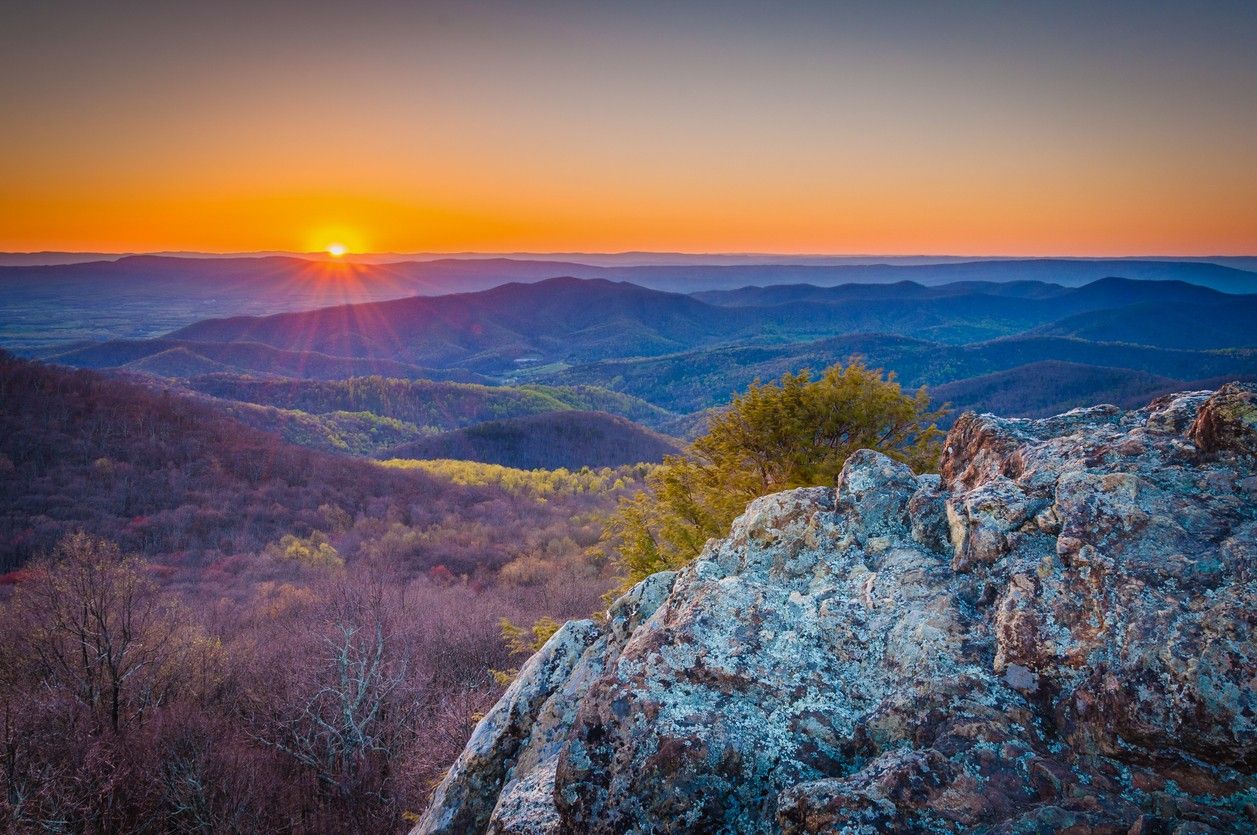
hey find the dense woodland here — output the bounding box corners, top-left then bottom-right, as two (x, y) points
(0, 354), (644, 578)
(178, 374), (673, 430)
(144, 373), (680, 460)
(0, 353), (648, 831)
(0, 532), (585, 832)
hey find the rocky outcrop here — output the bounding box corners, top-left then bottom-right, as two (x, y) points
(415, 384), (1257, 834)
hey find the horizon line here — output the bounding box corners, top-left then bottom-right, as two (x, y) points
(3, 250), (1256, 260)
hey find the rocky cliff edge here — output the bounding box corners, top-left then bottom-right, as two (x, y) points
(416, 384), (1257, 834)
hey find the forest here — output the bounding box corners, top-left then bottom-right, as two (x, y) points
(0, 349), (944, 832)
(0, 352), (651, 831)
(0, 353), (647, 576)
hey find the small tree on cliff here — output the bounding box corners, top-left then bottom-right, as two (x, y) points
(606, 359), (945, 584)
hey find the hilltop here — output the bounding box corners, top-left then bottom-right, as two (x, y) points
(381, 411), (682, 469)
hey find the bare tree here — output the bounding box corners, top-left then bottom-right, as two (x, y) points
(10, 532), (201, 733)
(245, 573), (423, 831)
(0, 533), (220, 831)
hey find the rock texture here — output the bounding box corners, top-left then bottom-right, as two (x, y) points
(416, 385), (1257, 834)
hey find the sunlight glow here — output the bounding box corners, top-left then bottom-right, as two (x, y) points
(326, 243), (347, 257)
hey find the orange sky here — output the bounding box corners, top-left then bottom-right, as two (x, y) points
(2, 2), (1255, 256)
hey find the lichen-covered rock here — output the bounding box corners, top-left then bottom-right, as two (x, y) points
(1190, 382), (1257, 456)
(415, 385), (1257, 834)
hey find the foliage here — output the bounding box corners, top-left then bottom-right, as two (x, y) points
(267, 530), (344, 569)
(4, 533), (218, 735)
(379, 458), (650, 497)
(499, 616), (562, 655)
(183, 374), (674, 432)
(0, 533), (607, 834)
(0, 356), (638, 832)
(493, 616), (563, 685)
(212, 401), (423, 456)
(605, 360), (946, 583)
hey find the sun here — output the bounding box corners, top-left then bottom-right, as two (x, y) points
(326, 243), (347, 258)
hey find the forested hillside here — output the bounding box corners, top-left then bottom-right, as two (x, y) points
(0, 350), (659, 830)
(137, 374), (680, 459)
(381, 410), (681, 469)
(39, 337), (480, 381)
(0, 353), (643, 577)
(926, 361), (1257, 419)
(178, 373), (674, 429)
(540, 333), (1257, 413)
(1030, 299), (1257, 348)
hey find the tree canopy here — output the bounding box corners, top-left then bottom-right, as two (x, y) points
(605, 360), (945, 584)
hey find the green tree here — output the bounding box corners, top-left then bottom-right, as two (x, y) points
(268, 530), (344, 570)
(606, 359), (945, 584)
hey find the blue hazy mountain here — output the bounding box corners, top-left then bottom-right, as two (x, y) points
(3, 255), (1255, 350)
(15, 271), (1257, 428)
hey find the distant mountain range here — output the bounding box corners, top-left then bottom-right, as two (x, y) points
(46, 275), (1251, 380)
(30, 273), (1257, 383)
(3, 254), (1255, 350)
(164, 277), (744, 372)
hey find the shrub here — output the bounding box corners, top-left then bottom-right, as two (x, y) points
(605, 360), (945, 584)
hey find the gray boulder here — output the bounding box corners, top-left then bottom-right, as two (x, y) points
(415, 385), (1257, 834)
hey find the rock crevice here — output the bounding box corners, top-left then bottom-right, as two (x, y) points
(416, 384), (1257, 834)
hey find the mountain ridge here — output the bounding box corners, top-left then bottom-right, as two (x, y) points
(5, 257), (1255, 351)
(107, 276), (1257, 377)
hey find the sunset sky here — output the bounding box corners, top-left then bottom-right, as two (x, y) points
(2, 0), (1255, 255)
